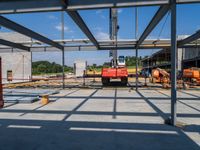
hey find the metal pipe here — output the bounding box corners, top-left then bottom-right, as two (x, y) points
(170, 0), (177, 126)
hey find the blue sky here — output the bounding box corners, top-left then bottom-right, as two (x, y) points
(1, 3), (200, 66)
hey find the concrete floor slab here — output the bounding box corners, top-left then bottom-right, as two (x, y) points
(0, 88), (200, 150)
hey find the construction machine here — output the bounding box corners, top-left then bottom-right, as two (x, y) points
(101, 8), (128, 86)
(183, 67), (200, 85)
(102, 56), (128, 85)
(150, 68), (170, 85)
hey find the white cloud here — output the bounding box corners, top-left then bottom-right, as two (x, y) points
(95, 10), (106, 19)
(118, 9), (123, 14)
(96, 10), (103, 14)
(93, 27), (103, 31)
(48, 15), (57, 20)
(96, 31), (109, 40)
(55, 23), (73, 33)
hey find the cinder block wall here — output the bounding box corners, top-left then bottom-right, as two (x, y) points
(0, 52), (32, 84)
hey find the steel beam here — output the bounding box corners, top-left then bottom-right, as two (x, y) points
(1, 0), (200, 14)
(0, 39), (30, 51)
(0, 0), (64, 14)
(178, 30), (200, 47)
(136, 5), (170, 48)
(1, 38), (200, 52)
(0, 16), (64, 50)
(67, 0), (200, 10)
(67, 11), (99, 49)
(170, 0), (177, 126)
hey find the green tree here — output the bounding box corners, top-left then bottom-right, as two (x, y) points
(37, 64), (46, 73)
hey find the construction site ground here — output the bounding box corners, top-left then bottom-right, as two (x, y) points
(2, 77), (193, 88)
(0, 85), (200, 150)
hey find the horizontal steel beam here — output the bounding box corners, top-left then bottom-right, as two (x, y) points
(67, 11), (99, 49)
(67, 0), (169, 10)
(0, 39), (30, 51)
(67, 0), (200, 10)
(0, 0), (64, 14)
(0, 0), (200, 14)
(136, 5), (170, 48)
(0, 16), (64, 50)
(178, 30), (200, 46)
(1, 43), (200, 52)
(0, 38), (200, 52)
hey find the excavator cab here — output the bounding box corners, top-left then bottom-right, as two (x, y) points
(111, 56), (125, 68)
(117, 56), (126, 67)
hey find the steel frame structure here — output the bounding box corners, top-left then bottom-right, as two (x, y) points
(0, 16), (64, 50)
(0, 0), (200, 126)
(0, 0), (200, 14)
(0, 39), (30, 51)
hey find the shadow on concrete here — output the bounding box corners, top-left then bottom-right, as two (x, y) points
(0, 89), (200, 150)
(0, 119), (199, 150)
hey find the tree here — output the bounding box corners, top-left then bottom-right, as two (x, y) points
(37, 64), (46, 73)
(32, 61), (73, 75)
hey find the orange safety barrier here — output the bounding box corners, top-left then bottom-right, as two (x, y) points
(0, 57), (4, 108)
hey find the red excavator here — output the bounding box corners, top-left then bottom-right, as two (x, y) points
(102, 56), (128, 85)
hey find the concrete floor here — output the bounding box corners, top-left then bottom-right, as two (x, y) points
(0, 88), (200, 150)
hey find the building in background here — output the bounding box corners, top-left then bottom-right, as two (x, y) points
(74, 60), (87, 77)
(1, 52), (32, 83)
(142, 47), (200, 74)
(0, 32), (32, 83)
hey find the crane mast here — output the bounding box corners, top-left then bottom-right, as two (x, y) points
(101, 8), (128, 86)
(109, 8), (118, 68)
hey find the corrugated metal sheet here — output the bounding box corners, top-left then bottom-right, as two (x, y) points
(183, 48), (200, 60)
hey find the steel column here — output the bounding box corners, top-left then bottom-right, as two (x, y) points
(62, 50), (65, 89)
(61, 11), (65, 89)
(170, 0), (177, 126)
(0, 16), (64, 50)
(135, 7), (139, 91)
(135, 48), (139, 90)
(0, 57), (3, 108)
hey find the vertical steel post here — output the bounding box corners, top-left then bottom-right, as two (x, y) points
(135, 7), (139, 91)
(136, 48), (138, 90)
(61, 11), (65, 89)
(30, 51), (32, 81)
(170, 0), (177, 126)
(22, 55), (24, 81)
(0, 57), (4, 108)
(62, 50), (65, 89)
